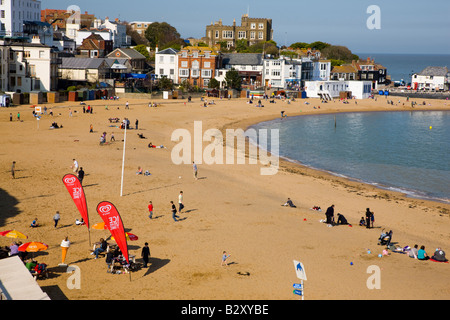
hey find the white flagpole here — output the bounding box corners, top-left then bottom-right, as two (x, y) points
(120, 125), (127, 196)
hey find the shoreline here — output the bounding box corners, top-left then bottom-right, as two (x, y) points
(227, 102), (450, 212)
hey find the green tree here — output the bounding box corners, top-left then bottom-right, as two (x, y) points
(158, 76), (173, 91)
(134, 44), (150, 59)
(235, 39), (249, 53)
(145, 22), (183, 49)
(322, 45), (357, 62)
(208, 78), (220, 89)
(224, 68), (241, 90)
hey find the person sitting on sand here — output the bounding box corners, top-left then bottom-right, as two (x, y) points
(431, 248), (448, 262)
(30, 218), (38, 228)
(282, 198), (296, 208)
(137, 133), (146, 139)
(408, 244), (419, 259)
(417, 245), (430, 261)
(336, 213), (348, 225)
(136, 167), (143, 175)
(359, 217), (366, 226)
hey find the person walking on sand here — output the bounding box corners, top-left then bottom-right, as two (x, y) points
(53, 211), (61, 228)
(178, 191), (184, 213)
(141, 242), (151, 268)
(325, 205), (335, 225)
(126, 101), (129, 109)
(171, 201), (179, 222)
(17, 112), (20, 121)
(221, 251), (231, 266)
(110, 132), (115, 142)
(71, 159), (79, 173)
(135, 119), (139, 130)
(193, 161), (198, 180)
(9, 113), (12, 121)
(11, 161), (16, 179)
(78, 167), (85, 185)
(148, 201), (154, 219)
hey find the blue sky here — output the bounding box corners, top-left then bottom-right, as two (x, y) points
(42, 0), (450, 54)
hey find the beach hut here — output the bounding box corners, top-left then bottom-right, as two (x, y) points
(68, 91), (78, 102)
(29, 92), (43, 105)
(47, 92), (59, 104)
(12, 93), (22, 105)
(88, 90), (95, 101)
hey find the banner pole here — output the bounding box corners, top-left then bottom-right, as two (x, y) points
(120, 125), (127, 197)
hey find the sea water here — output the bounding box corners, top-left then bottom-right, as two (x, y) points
(356, 53), (450, 83)
(250, 111), (450, 203)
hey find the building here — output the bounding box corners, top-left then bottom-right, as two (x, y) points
(75, 27), (112, 47)
(0, 0), (41, 37)
(220, 53), (263, 89)
(205, 14), (273, 48)
(155, 47), (179, 83)
(77, 33), (113, 58)
(59, 57), (110, 84)
(352, 58), (388, 90)
(411, 66), (449, 91)
(100, 17), (130, 48)
(304, 80), (373, 100)
(6, 36), (59, 92)
(107, 48), (147, 73)
(312, 60), (331, 81)
(129, 21), (152, 35)
(177, 45), (220, 88)
(330, 64), (359, 81)
(53, 31), (76, 54)
(41, 9), (96, 30)
(263, 57), (302, 90)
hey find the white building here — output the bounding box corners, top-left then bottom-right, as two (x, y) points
(100, 17), (130, 48)
(7, 36), (59, 92)
(312, 60), (331, 81)
(304, 80), (372, 100)
(155, 47), (179, 83)
(75, 27), (113, 47)
(263, 57), (302, 89)
(0, 0), (41, 37)
(411, 66), (449, 91)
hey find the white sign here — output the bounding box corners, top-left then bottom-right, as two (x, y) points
(293, 260), (307, 281)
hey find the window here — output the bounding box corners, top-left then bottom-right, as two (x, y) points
(182, 51), (187, 58)
(251, 23), (256, 29)
(24, 51), (31, 58)
(193, 51), (198, 58)
(1, 10), (5, 19)
(215, 30), (219, 38)
(238, 31), (246, 39)
(170, 69), (174, 75)
(250, 31), (255, 39)
(258, 32), (263, 40)
(272, 70), (281, 76)
(170, 56), (174, 63)
(203, 79), (210, 87)
(192, 60), (199, 69)
(179, 69), (189, 77)
(39, 51), (45, 59)
(181, 61), (188, 68)
(159, 56), (164, 63)
(159, 69), (164, 75)
(205, 52), (210, 58)
(204, 61), (210, 68)
(191, 69), (199, 77)
(202, 69), (212, 78)
(222, 30), (233, 39)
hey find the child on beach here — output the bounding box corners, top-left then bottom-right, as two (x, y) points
(221, 251), (231, 266)
(148, 201), (153, 219)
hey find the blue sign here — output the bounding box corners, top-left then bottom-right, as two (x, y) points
(293, 283), (303, 289)
(293, 289), (303, 296)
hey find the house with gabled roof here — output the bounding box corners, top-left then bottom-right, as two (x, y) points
(155, 47), (179, 83)
(77, 33), (113, 58)
(412, 66), (449, 91)
(107, 48), (147, 73)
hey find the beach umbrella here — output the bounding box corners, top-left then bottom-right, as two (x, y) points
(18, 242), (48, 253)
(111, 233), (138, 242)
(0, 230), (28, 239)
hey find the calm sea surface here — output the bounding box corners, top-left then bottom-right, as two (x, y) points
(250, 111), (450, 203)
(356, 53), (450, 83)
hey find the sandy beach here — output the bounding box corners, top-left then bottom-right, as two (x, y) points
(1, 94), (449, 300)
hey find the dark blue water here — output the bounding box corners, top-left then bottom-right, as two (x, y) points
(250, 111), (450, 203)
(356, 53), (450, 83)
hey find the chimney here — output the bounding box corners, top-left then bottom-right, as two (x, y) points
(31, 35), (41, 44)
(155, 45), (158, 53)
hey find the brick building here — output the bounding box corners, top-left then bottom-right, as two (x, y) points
(77, 33), (113, 58)
(178, 45), (220, 88)
(205, 14), (273, 49)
